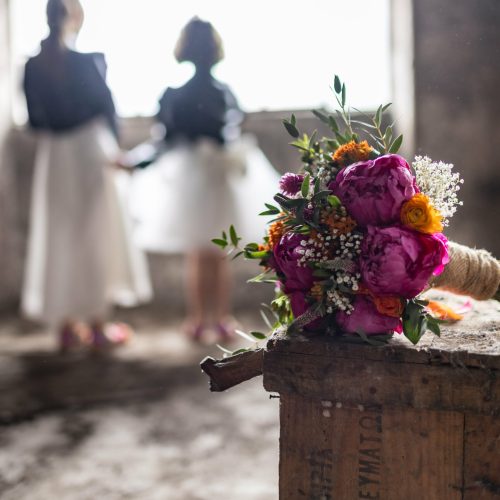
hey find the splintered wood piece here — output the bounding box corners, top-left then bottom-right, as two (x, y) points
(200, 349), (263, 392)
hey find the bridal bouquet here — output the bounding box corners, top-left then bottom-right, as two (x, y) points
(214, 76), (466, 346)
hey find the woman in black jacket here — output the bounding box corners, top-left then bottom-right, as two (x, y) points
(22, 0), (151, 351)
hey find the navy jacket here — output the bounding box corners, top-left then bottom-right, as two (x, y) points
(157, 71), (243, 145)
(24, 46), (118, 138)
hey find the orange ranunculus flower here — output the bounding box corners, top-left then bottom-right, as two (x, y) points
(372, 295), (404, 318)
(332, 140), (372, 166)
(400, 193), (443, 234)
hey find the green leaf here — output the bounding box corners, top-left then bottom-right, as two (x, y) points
(382, 102), (392, 112)
(374, 104), (383, 128)
(327, 195), (341, 207)
(290, 141), (310, 152)
(259, 309), (274, 330)
(231, 251), (244, 260)
(216, 344), (233, 355)
(283, 119), (300, 138)
(308, 130), (317, 149)
(259, 209), (280, 216)
(414, 298), (430, 307)
(312, 190), (332, 202)
(388, 134), (404, 153)
(314, 176), (321, 194)
(291, 113), (296, 126)
(383, 125), (393, 145)
(250, 331), (267, 340)
(402, 299), (428, 345)
(334, 75), (342, 94)
(244, 243), (259, 251)
(328, 116), (339, 132)
(248, 271), (278, 283)
(312, 109), (329, 124)
(341, 83), (346, 107)
(351, 119), (376, 129)
(301, 174), (310, 198)
(427, 318), (441, 337)
(245, 250), (270, 260)
(229, 225), (239, 247)
(235, 329), (257, 343)
(222, 231), (227, 240)
(212, 238), (228, 248)
(265, 203), (279, 211)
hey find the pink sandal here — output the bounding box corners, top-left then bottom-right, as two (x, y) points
(91, 322), (133, 351)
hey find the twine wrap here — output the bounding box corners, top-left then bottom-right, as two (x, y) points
(430, 241), (500, 301)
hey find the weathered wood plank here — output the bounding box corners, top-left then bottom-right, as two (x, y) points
(267, 299), (500, 370)
(463, 415), (500, 499)
(382, 409), (463, 499)
(266, 323), (500, 371)
(279, 394), (464, 499)
(264, 350), (500, 415)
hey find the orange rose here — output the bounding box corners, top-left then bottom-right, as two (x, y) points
(400, 193), (443, 234)
(372, 295), (404, 318)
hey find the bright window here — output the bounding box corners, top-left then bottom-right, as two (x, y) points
(10, 0), (391, 118)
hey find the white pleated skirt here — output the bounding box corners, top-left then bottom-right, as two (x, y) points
(129, 136), (281, 253)
(22, 119), (152, 326)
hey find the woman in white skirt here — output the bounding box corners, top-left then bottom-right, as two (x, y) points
(22, 0), (152, 350)
(129, 18), (280, 342)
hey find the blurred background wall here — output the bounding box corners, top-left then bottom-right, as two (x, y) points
(0, 0), (20, 310)
(411, 0), (500, 256)
(0, 0), (499, 314)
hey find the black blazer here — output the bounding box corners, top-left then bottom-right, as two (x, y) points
(157, 72), (243, 145)
(24, 46), (118, 138)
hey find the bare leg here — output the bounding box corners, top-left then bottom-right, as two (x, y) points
(184, 250), (207, 338)
(210, 249), (236, 340)
(213, 249), (231, 322)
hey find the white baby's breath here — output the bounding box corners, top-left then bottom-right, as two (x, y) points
(412, 155), (464, 226)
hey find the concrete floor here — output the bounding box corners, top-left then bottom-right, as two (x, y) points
(0, 310), (279, 500)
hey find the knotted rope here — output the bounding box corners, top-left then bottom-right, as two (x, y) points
(430, 241), (500, 301)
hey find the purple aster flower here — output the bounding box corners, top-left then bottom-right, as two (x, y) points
(279, 173), (304, 196)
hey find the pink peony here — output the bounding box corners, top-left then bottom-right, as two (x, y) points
(360, 226), (449, 299)
(336, 296), (402, 335)
(274, 233), (314, 293)
(289, 291), (308, 317)
(328, 154), (418, 226)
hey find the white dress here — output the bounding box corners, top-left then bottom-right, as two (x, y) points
(129, 136), (281, 253)
(22, 119), (152, 326)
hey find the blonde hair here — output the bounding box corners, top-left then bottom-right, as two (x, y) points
(174, 18), (224, 67)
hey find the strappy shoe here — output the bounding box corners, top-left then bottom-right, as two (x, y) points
(59, 321), (92, 353)
(91, 322), (133, 352)
(183, 322), (205, 343)
(215, 321), (236, 342)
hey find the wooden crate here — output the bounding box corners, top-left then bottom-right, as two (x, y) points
(263, 314), (500, 499)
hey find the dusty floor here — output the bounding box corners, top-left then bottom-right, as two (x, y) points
(0, 310), (279, 500)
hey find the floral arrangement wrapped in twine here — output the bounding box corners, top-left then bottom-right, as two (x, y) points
(213, 76), (500, 348)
